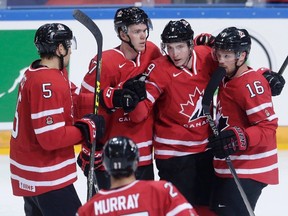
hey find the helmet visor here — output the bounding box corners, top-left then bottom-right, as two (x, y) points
(68, 36), (77, 50)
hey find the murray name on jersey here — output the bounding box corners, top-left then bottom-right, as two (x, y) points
(94, 193), (140, 215)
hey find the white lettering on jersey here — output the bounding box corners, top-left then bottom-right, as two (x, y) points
(118, 116), (131, 122)
(19, 181), (36, 192)
(164, 182), (178, 197)
(183, 119), (208, 128)
(143, 63), (155, 76)
(94, 193), (140, 215)
(42, 83), (52, 98)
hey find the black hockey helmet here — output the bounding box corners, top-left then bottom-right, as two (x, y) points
(161, 19), (194, 44)
(214, 26), (251, 58)
(114, 6), (153, 35)
(103, 136), (139, 178)
(34, 23), (73, 55)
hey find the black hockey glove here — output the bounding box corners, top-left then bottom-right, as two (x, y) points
(77, 145), (102, 177)
(74, 114), (105, 148)
(193, 33), (215, 47)
(208, 126), (248, 159)
(123, 74), (147, 101)
(262, 69), (286, 96)
(100, 87), (140, 113)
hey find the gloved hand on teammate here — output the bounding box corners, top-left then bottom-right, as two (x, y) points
(74, 114), (105, 148)
(77, 145), (103, 177)
(100, 87), (140, 113)
(193, 33), (215, 47)
(207, 126), (248, 159)
(122, 73), (147, 101)
(258, 67), (286, 96)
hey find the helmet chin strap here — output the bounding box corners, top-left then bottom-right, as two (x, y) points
(227, 53), (246, 79)
(181, 45), (193, 69)
(57, 48), (69, 70)
(183, 52), (192, 69)
(123, 36), (139, 54)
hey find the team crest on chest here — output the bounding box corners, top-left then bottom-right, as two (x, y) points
(179, 87), (205, 123)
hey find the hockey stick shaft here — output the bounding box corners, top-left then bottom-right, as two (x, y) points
(278, 55), (288, 75)
(202, 67), (255, 216)
(73, 9), (103, 201)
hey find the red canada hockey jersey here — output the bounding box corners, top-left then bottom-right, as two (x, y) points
(130, 46), (218, 159)
(79, 41), (162, 166)
(76, 180), (198, 216)
(214, 69), (279, 185)
(10, 61), (83, 196)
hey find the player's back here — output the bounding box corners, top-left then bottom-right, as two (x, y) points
(77, 180), (197, 216)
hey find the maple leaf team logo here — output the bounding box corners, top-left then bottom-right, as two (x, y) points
(215, 101), (229, 131)
(179, 87), (205, 123)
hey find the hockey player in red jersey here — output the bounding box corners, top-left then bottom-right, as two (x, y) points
(9, 23), (105, 216)
(77, 7), (162, 190)
(76, 136), (198, 216)
(207, 27), (278, 215)
(129, 19), (218, 215)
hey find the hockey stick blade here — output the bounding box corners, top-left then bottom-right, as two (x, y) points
(278, 55), (288, 75)
(73, 9), (103, 201)
(202, 67), (255, 216)
(73, 9), (103, 49)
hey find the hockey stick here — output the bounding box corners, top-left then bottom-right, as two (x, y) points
(202, 67), (255, 216)
(278, 55), (288, 75)
(73, 9), (103, 201)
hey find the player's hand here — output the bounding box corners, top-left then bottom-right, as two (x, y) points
(193, 33), (215, 47)
(100, 87), (140, 113)
(260, 68), (286, 96)
(77, 145), (102, 177)
(123, 74), (147, 101)
(208, 126), (248, 159)
(74, 114), (105, 148)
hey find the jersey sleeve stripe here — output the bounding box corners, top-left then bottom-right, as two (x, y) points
(34, 122), (65, 134)
(31, 108), (64, 119)
(10, 157), (76, 172)
(11, 172), (77, 187)
(166, 203), (193, 216)
(246, 102), (273, 115)
(81, 80), (95, 93)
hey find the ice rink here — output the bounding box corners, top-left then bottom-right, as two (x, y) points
(1, 151), (287, 216)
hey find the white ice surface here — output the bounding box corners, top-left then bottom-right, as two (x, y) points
(1, 151), (287, 216)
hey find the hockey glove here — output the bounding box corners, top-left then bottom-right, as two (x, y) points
(77, 145), (102, 177)
(193, 33), (215, 47)
(123, 74), (147, 101)
(100, 87), (140, 113)
(260, 68), (286, 96)
(74, 114), (105, 148)
(207, 126), (248, 159)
